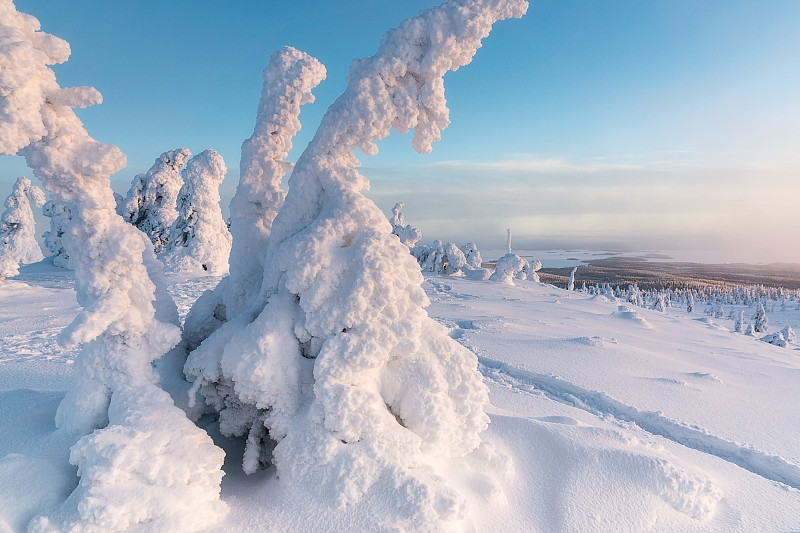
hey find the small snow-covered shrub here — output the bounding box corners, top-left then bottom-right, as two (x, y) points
(122, 148), (191, 254)
(161, 149), (231, 275)
(0, 255), (19, 279)
(0, 176), (45, 264)
(490, 252), (540, 284)
(753, 302), (768, 333)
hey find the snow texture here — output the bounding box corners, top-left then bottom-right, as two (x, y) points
(161, 149), (232, 275)
(0, 3), (225, 530)
(122, 148), (191, 255)
(0, 176), (45, 265)
(183, 46), (325, 349)
(185, 0), (527, 527)
(42, 199), (73, 269)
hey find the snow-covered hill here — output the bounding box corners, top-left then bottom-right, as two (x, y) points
(1, 263), (799, 532)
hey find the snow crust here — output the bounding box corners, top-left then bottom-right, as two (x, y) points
(0, 3), (225, 530)
(0, 176), (45, 266)
(161, 149), (231, 275)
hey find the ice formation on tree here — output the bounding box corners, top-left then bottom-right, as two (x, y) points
(0, 4), (225, 530)
(185, 0), (527, 526)
(122, 148), (191, 254)
(391, 202), (422, 247)
(42, 199), (73, 269)
(183, 46), (325, 349)
(161, 149), (231, 275)
(0, 176), (45, 264)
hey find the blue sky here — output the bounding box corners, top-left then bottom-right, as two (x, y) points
(3, 1), (800, 262)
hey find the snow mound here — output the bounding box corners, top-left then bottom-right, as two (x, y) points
(613, 305), (652, 328)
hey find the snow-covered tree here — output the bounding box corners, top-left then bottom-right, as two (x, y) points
(0, 4), (225, 530)
(687, 293), (694, 313)
(161, 149), (232, 275)
(567, 266), (577, 291)
(0, 176), (45, 264)
(651, 293), (666, 312)
(42, 199), (73, 269)
(489, 252), (528, 284)
(183, 46), (325, 350)
(753, 301), (768, 333)
(185, 1), (527, 526)
(391, 202), (422, 247)
(462, 242), (483, 269)
(122, 148), (191, 254)
(734, 310), (744, 333)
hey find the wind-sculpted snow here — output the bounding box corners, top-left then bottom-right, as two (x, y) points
(183, 46), (325, 349)
(0, 3), (225, 530)
(185, 0), (527, 527)
(478, 355), (800, 491)
(162, 149), (232, 275)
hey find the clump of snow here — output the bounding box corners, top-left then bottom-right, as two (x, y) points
(490, 252), (541, 284)
(41, 199), (73, 269)
(0, 176), (45, 265)
(0, 255), (19, 279)
(0, 3), (225, 530)
(161, 149), (231, 275)
(391, 202), (422, 247)
(183, 46), (325, 349)
(122, 148), (191, 254)
(186, 0), (527, 526)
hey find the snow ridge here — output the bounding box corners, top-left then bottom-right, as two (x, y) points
(478, 355), (800, 490)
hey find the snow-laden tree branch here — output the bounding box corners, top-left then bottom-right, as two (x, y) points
(0, 2), (225, 530)
(186, 0), (527, 527)
(183, 46), (325, 349)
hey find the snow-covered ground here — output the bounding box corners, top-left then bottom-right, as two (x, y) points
(1, 263), (799, 532)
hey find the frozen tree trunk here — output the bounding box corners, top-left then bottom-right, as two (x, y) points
(183, 46), (325, 349)
(161, 149), (232, 275)
(0, 176), (45, 264)
(0, 4), (225, 531)
(42, 199), (73, 269)
(185, 0), (527, 527)
(122, 148), (191, 254)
